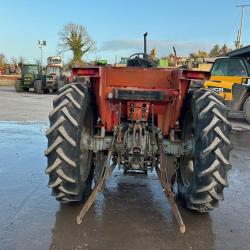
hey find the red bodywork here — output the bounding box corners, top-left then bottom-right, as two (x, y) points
(72, 66), (193, 136)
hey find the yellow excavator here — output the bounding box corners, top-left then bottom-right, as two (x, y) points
(204, 53), (250, 123)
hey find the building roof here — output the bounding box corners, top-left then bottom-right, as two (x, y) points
(224, 45), (250, 58)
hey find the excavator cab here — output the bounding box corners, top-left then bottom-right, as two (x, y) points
(204, 56), (250, 122)
(204, 57), (250, 100)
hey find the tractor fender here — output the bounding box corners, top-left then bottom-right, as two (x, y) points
(231, 83), (250, 111)
(243, 96), (250, 123)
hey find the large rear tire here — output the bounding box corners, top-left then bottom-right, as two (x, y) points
(34, 80), (44, 94)
(178, 89), (232, 212)
(45, 83), (95, 203)
(15, 80), (23, 92)
(23, 87), (29, 92)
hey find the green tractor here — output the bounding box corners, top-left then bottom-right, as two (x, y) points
(34, 65), (66, 94)
(15, 64), (41, 92)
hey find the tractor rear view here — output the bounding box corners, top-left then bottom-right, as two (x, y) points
(45, 37), (232, 233)
(34, 56), (65, 94)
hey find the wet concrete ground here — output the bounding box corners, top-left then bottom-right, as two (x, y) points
(0, 86), (250, 250)
(0, 87), (54, 121)
(0, 121), (250, 250)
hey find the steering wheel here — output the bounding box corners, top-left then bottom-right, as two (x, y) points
(128, 53), (154, 61)
(127, 53), (156, 67)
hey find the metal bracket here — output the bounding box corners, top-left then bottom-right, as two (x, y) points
(156, 140), (186, 233)
(85, 136), (113, 152)
(77, 132), (118, 225)
(163, 139), (193, 156)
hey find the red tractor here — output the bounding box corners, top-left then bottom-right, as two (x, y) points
(45, 37), (232, 233)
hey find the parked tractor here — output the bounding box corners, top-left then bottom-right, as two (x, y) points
(34, 65), (65, 94)
(15, 64), (41, 92)
(45, 35), (232, 233)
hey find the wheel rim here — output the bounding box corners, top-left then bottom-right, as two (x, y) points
(180, 157), (193, 187)
(80, 107), (93, 181)
(180, 115), (194, 188)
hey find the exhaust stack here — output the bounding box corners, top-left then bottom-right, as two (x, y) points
(144, 32), (148, 57)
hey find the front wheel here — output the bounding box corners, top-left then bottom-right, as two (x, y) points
(15, 80), (23, 92)
(178, 89), (232, 212)
(34, 80), (44, 94)
(23, 87), (29, 92)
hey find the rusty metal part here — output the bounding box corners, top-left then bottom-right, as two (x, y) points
(84, 136), (113, 152)
(156, 140), (186, 234)
(72, 65), (189, 135)
(119, 102), (122, 124)
(163, 139), (193, 156)
(117, 125), (123, 144)
(132, 122), (143, 150)
(127, 101), (150, 121)
(151, 104), (156, 146)
(77, 132), (117, 224)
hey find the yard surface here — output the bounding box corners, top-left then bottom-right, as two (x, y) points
(0, 86), (250, 250)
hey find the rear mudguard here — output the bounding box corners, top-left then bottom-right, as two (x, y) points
(231, 83), (250, 110)
(227, 83), (250, 121)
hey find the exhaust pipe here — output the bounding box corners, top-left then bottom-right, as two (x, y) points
(144, 32), (148, 57)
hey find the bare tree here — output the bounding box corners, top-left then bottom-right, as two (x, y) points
(18, 56), (26, 66)
(58, 23), (95, 64)
(11, 57), (18, 65)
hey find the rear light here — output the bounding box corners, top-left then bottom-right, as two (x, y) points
(168, 89), (179, 96)
(77, 69), (96, 75)
(185, 71), (209, 80)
